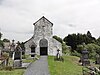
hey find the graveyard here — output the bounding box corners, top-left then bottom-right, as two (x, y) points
(48, 56), (83, 75)
(0, 39), (100, 75)
(0, 17), (100, 75)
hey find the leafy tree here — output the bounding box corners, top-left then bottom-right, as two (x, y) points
(63, 31), (96, 51)
(53, 35), (63, 43)
(87, 31), (92, 38)
(86, 31), (96, 43)
(0, 32), (2, 40)
(0, 40), (3, 47)
(85, 43), (100, 59)
(63, 34), (77, 51)
(3, 38), (10, 42)
(62, 42), (71, 55)
(96, 37), (100, 46)
(20, 42), (25, 50)
(76, 45), (84, 53)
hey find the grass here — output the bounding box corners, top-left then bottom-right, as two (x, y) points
(0, 69), (25, 75)
(22, 55), (40, 63)
(0, 54), (38, 75)
(22, 58), (36, 63)
(48, 56), (83, 75)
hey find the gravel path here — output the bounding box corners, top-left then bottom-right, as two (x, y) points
(23, 56), (50, 75)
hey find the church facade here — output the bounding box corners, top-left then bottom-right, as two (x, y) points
(24, 16), (62, 56)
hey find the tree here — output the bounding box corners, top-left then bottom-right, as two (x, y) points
(87, 31), (92, 38)
(76, 45), (84, 53)
(62, 42), (71, 55)
(3, 38), (10, 42)
(96, 37), (100, 46)
(53, 35), (63, 43)
(63, 34), (77, 51)
(63, 31), (96, 51)
(0, 40), (3, 47)
(0, 32), (2, 40)
(85, 43), (100, 59)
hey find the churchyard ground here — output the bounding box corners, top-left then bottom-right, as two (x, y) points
(0, 69), (25, 75)
(0, 55), (37, 75)
(48, 55), (83, 75)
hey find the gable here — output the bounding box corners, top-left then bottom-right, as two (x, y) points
(33, 16), (53, 26)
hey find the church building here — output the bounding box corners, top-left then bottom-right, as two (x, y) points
(24, 16), (62, 56)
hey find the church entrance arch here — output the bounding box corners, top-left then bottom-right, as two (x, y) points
(39, 39), (48, 55)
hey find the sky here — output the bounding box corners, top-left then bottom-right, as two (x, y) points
(0, 0), (100, 42)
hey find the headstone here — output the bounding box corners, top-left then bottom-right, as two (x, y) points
(95, 54), (100, 64)
(13, 44), (22, 68)
(13, 60), (22, 68)
(81, 49), (90, 66)
(81, 43), (90, 66)
(10, 40), (15, 51)
(10, 40), (15, 58)
(56, 49), (60, 59)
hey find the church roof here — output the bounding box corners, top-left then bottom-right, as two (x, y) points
(33, 16), (53, 26)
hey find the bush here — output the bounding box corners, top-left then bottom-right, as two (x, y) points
(4, 66), (13, 71)
(76, 45), (84, 53)
(85, 43), (100, 59)
(62, 42), (71, 55)
(2, 52), (9, 59)
(71, 51), (81, 57)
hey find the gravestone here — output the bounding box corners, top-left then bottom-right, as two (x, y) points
(54, 49), (64, 61)
(13, 44), (22, 68)
(95, 54), (100, 64)
(10, 40), (15, 58)
(56, 49), (60, 59)
(81, 49), (90, 66)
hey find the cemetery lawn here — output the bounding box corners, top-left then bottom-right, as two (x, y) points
(0, 69), (25, 75)
(48, 56), (83, 75)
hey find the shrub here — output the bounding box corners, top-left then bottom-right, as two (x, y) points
(4, 66), (13, 71)
(71, 51), (81, 57)
(2, 52), (9, 58)
(85, 43), (100, 59)
(62, 42), (71, 55)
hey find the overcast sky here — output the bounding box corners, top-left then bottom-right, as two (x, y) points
(0, 0), (100, 42)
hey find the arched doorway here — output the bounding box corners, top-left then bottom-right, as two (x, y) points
(39, 39), (48, 55)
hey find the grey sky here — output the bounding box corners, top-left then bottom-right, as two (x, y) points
(0, 0), (100, 42)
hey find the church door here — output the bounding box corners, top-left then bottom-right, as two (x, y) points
(39, 39), (48, 55)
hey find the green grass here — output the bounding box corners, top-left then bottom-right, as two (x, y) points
(22, 58), (36, 63)
(22, 55), (40, 63)
(48, 56), (83, 75)
(0, 69), (25, 75)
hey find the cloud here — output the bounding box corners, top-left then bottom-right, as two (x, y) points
(0, 0), (100, 41)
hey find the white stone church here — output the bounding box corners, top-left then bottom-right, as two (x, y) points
(24, 16), (62, 56)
